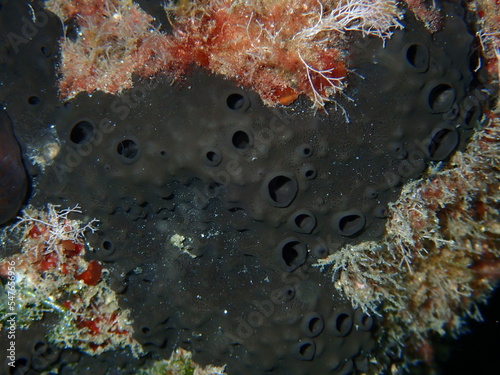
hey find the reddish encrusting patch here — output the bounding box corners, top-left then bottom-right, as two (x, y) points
(472, 258), (500, 281)
(40, 251), (59, 271)
(471, 248), (500, 293)
(75, 260), (103, 286)
(165, 2), (349, 108)
(19, 227), (88, 275)
(50, 0), (382, 109)
(77, 317), (101, 335)
(28, 225), (43, 238)
(277, 87), (300, 106)
(0, 206), (142, 356)
(61, 240), (83, 257)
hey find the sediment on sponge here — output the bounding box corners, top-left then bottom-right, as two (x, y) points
(46, 0), (403, 110)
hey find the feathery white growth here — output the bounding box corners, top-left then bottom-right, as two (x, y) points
(315, 242), (404, 315)
(13, 204), (98, 258)
(477, 29), (500, 77)
(295, 0), (403, 41)
(331, 0), (404, 39)
(293, 0), (402, 111)
(298, 51), (348, 115)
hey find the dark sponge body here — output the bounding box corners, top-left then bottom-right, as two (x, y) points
(0, 110), (27, 224)
(38, 8), (477, 373)
(0, 0), (486, 374)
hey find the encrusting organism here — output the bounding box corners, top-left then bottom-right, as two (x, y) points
(0, 204), (231, 370)
(0, 205), (142, 356)
(138, 348), (227, 375)
(316, 103), (500, 370)
(46, 0), (404, 111)
(468, 0), (500, 83)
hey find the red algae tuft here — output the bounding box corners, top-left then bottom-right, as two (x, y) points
(0, 204), (142, 356)
(46, 0), (403, 110)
